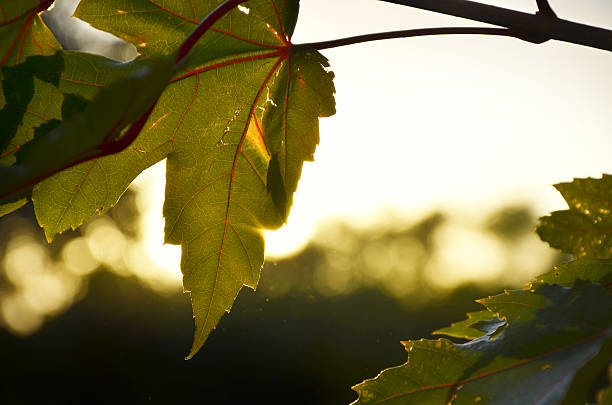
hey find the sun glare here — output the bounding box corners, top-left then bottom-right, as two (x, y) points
(132, 162), (182, 280)
(134, 160), (318, 271)
(264, 187), (319, 258)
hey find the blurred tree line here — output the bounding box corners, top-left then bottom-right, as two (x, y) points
(0, 189), (564, 404)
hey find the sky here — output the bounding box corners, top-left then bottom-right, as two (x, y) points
(267, 0), (612, 254)
(44, 0), (612, 259)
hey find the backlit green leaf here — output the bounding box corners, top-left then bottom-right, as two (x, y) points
(532, 259), (612, 292)
(46, 0), (336, 357)
(0, 1), (60, 214)
(0, 52), (175, 231)
(0, 198), (26, 216)
(75, 0), (299, 70)
(31, 56), (175, 240)
(0, 51), (64, 167)
(537, 175), (612, 258)
(0, 0), (59, 67)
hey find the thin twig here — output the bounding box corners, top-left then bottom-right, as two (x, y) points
(304, 27), (541, 51)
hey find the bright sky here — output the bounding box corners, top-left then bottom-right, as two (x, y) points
(263, 0), (612, 254)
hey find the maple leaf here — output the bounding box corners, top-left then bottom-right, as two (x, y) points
(0, 51), (173, 217)
(0, 0), (61, 213)
(532, 258), (612, 292)
(0, 0), (59, 67)
(0, 0), (335, 357)
(352, 282), (612, 404)
(537, 175), (612, 258)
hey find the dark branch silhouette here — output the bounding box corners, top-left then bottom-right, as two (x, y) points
(379, 0), (612, 51)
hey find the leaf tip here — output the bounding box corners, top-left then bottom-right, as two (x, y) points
(43, 228), (56, 244)
(185, 336), (206, 360)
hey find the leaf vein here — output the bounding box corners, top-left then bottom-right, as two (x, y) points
(195, 55), (285, 345)
(52, 159), (97, 235)
(229, 222), (253, 273)
(371, 331), (607, 404)
(166, 171), (232, 241)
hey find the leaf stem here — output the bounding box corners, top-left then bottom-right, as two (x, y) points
(377, 0), (612, 52)
(176, 0), (248, 63)
(303, 27), (539, 51)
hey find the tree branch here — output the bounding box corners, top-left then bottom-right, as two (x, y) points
(378, 0), (612, 52)
(535, 0), (556, 17)
(304, 27), (540, 51)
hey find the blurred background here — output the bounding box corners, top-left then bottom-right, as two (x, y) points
(1, 0), (610, 403)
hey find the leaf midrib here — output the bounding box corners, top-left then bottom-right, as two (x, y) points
(196, 54), (285, 341)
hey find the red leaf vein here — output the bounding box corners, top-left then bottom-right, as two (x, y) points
(370, 331), (609, 404)
(197, 55), (285, 340)
(267, 0), (288, 45)
(147, 0), (280, 49)
(0, 11), (33, 66)
(170, 50), (284, 83)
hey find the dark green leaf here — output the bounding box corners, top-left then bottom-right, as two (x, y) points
(597, 366), (612, 404)
(352, 282), (612, 404)
(561, 338), (612, 405)
(0, 52), (64, 156)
